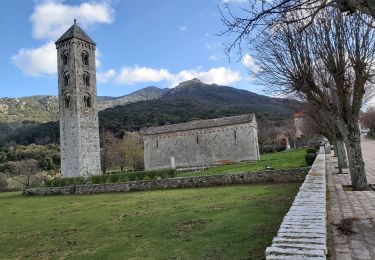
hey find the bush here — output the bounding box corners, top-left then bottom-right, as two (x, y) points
(43, 169), (177, 187)
(305, 153), (317, 166)
(306, 148), (317, 154)
(0, 173), (8, 191)
(44, 177), (87, 187)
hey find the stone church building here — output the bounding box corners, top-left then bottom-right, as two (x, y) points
(143, 114), (260, 170)
(55, 20), (101, 178)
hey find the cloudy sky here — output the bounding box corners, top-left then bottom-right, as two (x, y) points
(0, 0), (259, 98)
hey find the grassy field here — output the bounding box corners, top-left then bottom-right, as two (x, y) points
(0, 183), (300, 259)
(178, 148), (307, 177)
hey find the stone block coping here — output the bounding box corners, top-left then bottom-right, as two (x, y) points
(266, 147), (327, 259)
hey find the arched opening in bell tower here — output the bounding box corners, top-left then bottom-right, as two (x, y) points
(64, 72), (70, 86)
(83, 72), (90, 86)
(62, 51), (69, 65)
(84, 93), (92, 108)
(82, 51), (89, 66)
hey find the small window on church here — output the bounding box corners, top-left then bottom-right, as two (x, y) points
(62, 52), (68, 65)
(234, 130), (237, 139)
(64, 73), (70, 86)
(84, 94), (92, 108)
(83, 72), (90, 86)
(64, 94), (71, 108)
(156, 140), (159, 148)
(82, 51), (89, 65)
(196, 135), (199, 144)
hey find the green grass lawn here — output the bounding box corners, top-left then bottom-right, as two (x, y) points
(178, 148), (307, 177)
(0, 183), (300, 259)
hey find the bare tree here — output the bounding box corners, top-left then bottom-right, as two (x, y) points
(100, 130), (121, 174)
(8, 159), (41, 189)
(304, 104), (348, 172)
(249, 9), (375, 190)
(362, 107), (375, 136)
(220, 0), (375, 57)
(122, 132), (144, 170)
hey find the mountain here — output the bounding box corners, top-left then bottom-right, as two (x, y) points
(0, 79), (301, 146)
(99, 79), (301, 132)
(164, 78), (297, 113)
(0, 96), (59, 123)
(97, 86), (168, 110)
(0, 86), (167, 124)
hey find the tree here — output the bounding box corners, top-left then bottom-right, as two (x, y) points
(304, 104), (348, 172)
(100, 130), (122, 174)
(220, 0), (375, 57)
(122, 132), (144, 170)
(362, 108), (375, 137)
(0, 173), (8, 191)
(245, 9), (375, 190)
(8, 159), (41, 189)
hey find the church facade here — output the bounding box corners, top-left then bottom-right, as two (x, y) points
(55, 20), (101, 178)
(143, 114), (260, 170)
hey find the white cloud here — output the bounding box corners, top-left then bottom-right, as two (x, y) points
(208, 55), (221, 61)
(114, 66), (241, 87)
(12, 1), (111, 77)
(97, 69), (116, 83)
(116, 66), (172, 85)
(12, 42), (104, 77)
(30, 0), (114, 40)
(11, 42), (57, 77)
(242, 53), (260, 75)
(197, 67), (241, 86)
(179, 26), (187, 31)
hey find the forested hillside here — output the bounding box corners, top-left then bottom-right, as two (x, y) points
(0, 79), (301, 146)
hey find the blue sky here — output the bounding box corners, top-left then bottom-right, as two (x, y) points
(0, 0), (259, 98)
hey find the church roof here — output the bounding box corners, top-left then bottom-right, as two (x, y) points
(55, 20), (96, 45)
(143, 114), (255, 135)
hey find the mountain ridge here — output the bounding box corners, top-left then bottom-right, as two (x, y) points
(0, 79), (301, 146)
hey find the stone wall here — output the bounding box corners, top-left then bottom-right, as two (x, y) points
(23, 168), (307, 196)
(265, 147), (327, 259)
(144, 121), (260, 170)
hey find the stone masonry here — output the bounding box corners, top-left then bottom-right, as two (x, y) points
(23, 168), (307, 196)
(143, 114), (260, 170)
(55, 20), (101, 177)
(266, 147), (327, 259)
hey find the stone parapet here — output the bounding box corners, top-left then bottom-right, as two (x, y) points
(266, 147), (327, 259)
(23, 168), (307, 196)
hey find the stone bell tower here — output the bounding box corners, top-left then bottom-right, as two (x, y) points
(55, 20), (101, 178)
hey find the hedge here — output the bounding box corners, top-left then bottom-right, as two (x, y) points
(44, 169), (177, 187)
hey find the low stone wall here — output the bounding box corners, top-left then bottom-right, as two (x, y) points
(23, 168), (307, 196)
(265, 148), (327, 259)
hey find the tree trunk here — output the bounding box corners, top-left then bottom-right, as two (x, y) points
(332, 136), (344, 174)
(332, 139), (338, 157)
(346, 122), (367, 190)
(336, 139), (347, 171)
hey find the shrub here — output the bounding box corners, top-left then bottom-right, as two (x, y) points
(0, 173), (8, 191)
(305, 153), (317, 166)
(306, 148), (317, 154)
(44, 177), (87, 187)
(109, 174), (120, 183)
(91, 175), (108, 184)
(43, 169), (177, 187)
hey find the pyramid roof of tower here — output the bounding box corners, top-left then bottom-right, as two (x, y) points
(55, 21), (96, 45)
